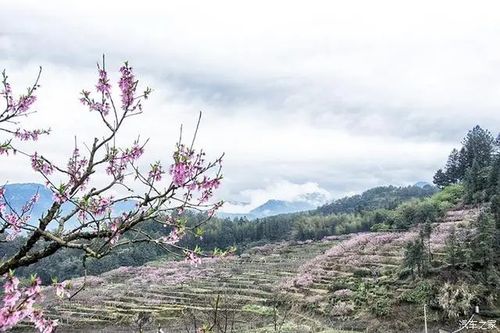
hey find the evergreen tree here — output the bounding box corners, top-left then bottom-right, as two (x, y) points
(461, 125), (495, 170)
(444, 148), (464, 183)
(457, 147), (469, 178)
(444, 226), (466, 267)
(469, 211), (496, 279)
(433, 169), (450, 188)
(464, 159), (488, 203)
(421, 221), (433, 262)
(404, 239), (426, 277)
(487, 155), (500, 199)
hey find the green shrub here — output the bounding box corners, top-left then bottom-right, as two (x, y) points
(399, 281), (433, 304)
(369, 297), (391, 317)
(397, 267), (413, 280)
(437, 281), (476, 319)
(353, 268), (371, 278)
(370, 223), (391, 232)
(431, 184), (465, 205)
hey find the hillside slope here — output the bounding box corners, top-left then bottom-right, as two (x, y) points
(24, 207), (497, 333)
(281, 208), (482, 332)
(38, 240), (339, 332)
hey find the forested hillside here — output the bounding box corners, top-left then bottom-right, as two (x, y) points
(3, 126), (498, 288)
(3, 125), (499, 332)
(0, 183), (441, 283)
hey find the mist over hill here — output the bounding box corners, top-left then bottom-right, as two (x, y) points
(218, 183), (436, 220)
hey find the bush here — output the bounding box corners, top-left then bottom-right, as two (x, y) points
(431, 184), (465, 205)
(399, 281), (434, 304)
(369, 297), (391, 317)
(353, 268), (372, 278)
(437, 282), (476, 319)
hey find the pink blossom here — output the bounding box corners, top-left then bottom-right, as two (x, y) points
(105, 142), (144, 180)
(54, 282), (70, 299)
(4, 213), (29, 240)
(122, 142), (144, 163)
(30, 310), (58, 333)
(3, 275), (19, 294)
(2, 291), (21, 308)
(53, 191), (68, 204)
(79, 91), (110, 116)
(171, 162), (190, 186)
(148, 162), (164, 182)
(14, 128), (50, 141)
(109, 218), (122, 245)
(31, 153), (53, 175)
(159, 228), (181, 245)
(185, 252), (202, 266)
(96, 69), (111, 95)
(106, 154), (127, 180)
(25, 277), (41, 297)
(15, 95), (36, 114)
(1, 273), (56, 332)
(88, 196), (113, 216)
(0, 144), (10, 155)
(118, 63), (136, 109)
(21, 193), (40, 214)
(67, 147), (88, 187)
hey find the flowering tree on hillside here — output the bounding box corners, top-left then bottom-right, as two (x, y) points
(0, 58), (224, 332)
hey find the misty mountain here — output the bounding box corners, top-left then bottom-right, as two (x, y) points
(248, 199), (315, 218)
(1, 183), (136, 229)
(414, 181), (432, 188)
(218, 198), (319, 220)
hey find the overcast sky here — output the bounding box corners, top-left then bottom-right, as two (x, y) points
(1, 1), (500, 212)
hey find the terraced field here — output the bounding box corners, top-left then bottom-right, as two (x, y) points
(18, 207), (483, 332)
(39, 239), (345, 332)
(279, 207), (481, 332)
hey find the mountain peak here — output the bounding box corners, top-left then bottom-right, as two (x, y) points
(249, 199), (314, 218)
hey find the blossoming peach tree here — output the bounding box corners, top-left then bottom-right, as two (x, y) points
(0, 58), (224, 332)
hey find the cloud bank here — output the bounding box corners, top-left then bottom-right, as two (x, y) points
(1, 0), (499, 205)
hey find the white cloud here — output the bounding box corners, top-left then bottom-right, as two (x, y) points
(1, 0), (499, 202)
(221, 180), (332, 214)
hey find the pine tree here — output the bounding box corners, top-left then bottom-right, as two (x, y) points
(464, 159), (487, 203)
(433, 169), (450, 188)
(462, 125), (495, 169)
(433, 126), (496, 189)
(444, 226), (466, 267)
(404, 240), (425, 277)
(444, 148), (463, 183)
(457, 147), (469, 179)
(487, 155), (500, 199)
(420, 221), (433, 265)
(470, 211), (496, 279)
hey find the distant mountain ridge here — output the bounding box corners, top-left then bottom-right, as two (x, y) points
(248, 199), (315, 218)
(217, 184), (437, 220)
(217, 189), (331, 219)
(217, 198), (317, 220)
(2, 183), (54, 218)
(315, 184), (438, 215)
(1, 183), (136, 229)
(414, 181), (432, 188)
